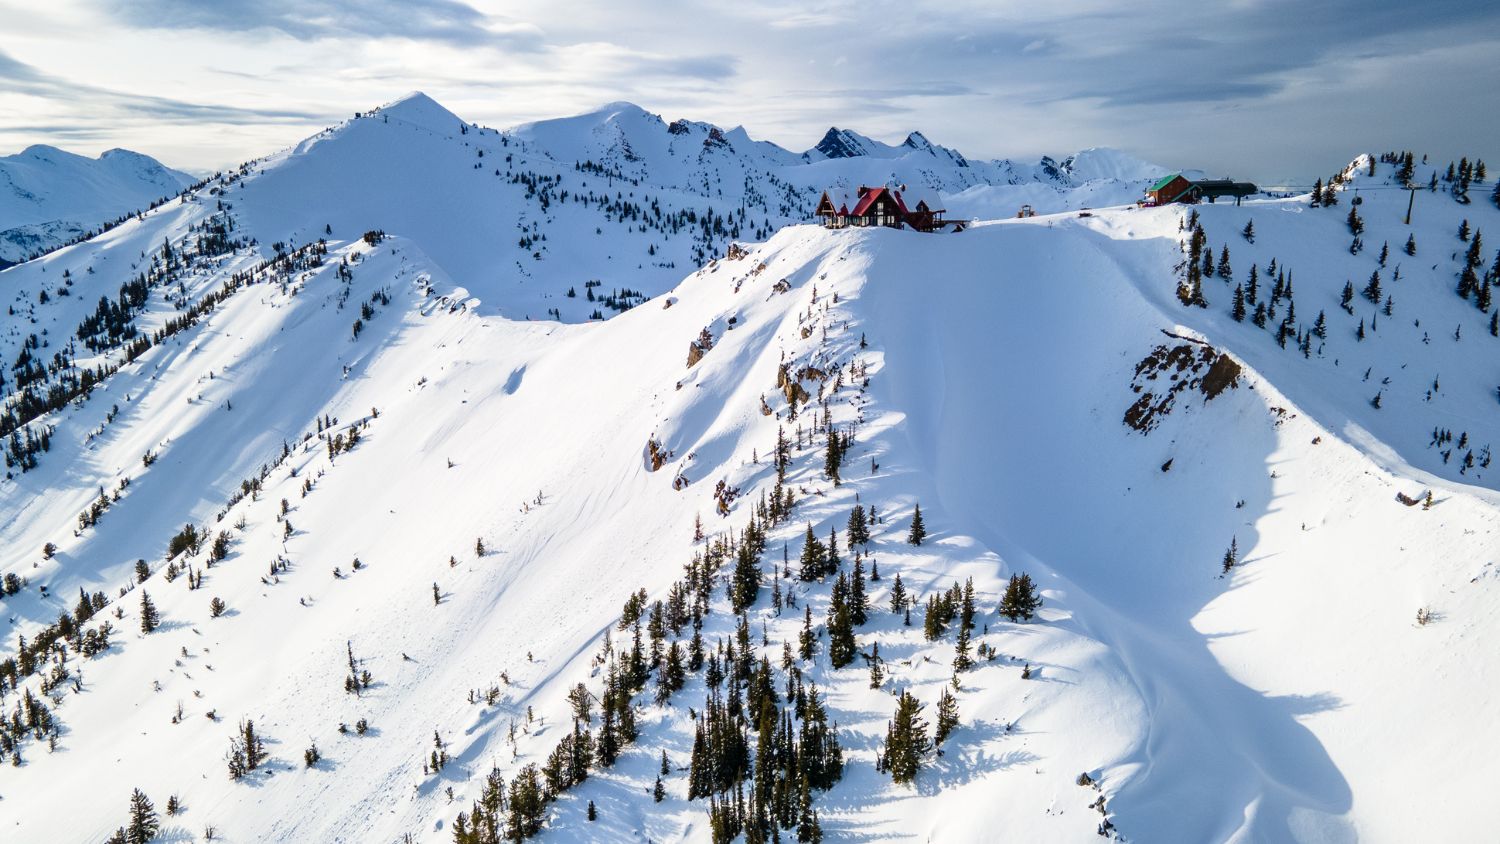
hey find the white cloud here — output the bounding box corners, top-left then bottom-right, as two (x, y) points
(0, 0), (1494, 180)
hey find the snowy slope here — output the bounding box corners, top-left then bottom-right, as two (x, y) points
(204, 92), (1169, 323)
(0, 145), (194, 264)
(0, 100), (1496, 844)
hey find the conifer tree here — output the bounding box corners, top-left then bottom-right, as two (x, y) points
(1398, 152), (1415, 184)
(774, 426), (790, 482)
(139, 590), (159, 634)
(798, 524), (827, 582)
(826, 526), (840, 572)
(934, 687), (959, 748)
(998, 573), (1042, 622)
(849, 556), (868, 626)
(1218, 245), (1232, 280)
(506, 764), (545, 840)
(731, 540), (762, 613)
(242, 719), (267, 770)
(906, 504), (926, 546)
(889, 573), (907, 615)
(126, 788), (159, 844)
(1222, 537), (1238, 574)
(827, 575), (856, 669)
(1241, 220), (1255, 242)
(952, 624), (973, 675)
(1405, 234), (1417, 255)
(868, 641), (884, 689)
(1363, 271), (1382, 304)
(661, 641), (687, 701)
(883, 691), (930, 785)
(846, 505), (869, 547)
(1231, 284), (1246, 322)
(823, 430), (842, 485)
(799, 606), (817, 661)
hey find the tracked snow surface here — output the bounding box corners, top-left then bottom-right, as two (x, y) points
(0, 96), (1497, 844)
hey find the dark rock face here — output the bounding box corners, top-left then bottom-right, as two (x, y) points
(1124, 341), (1240, 433)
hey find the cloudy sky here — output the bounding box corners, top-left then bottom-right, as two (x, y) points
(1, 0), (1496, 181)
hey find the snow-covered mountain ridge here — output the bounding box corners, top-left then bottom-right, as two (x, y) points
(139, 92), (1163, 323)
(0, 144), (195, 265)
(0, 94), (1496, 844)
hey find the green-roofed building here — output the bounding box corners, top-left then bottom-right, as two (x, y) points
(1145, 174), (1260, 206)
(1146, 174), (1196, 205)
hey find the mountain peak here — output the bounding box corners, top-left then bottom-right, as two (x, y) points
(15, 144), (74, 162)
(813, 127), (874, 159)
(375, 91), (467, 134)
(902, 131), (932, 151)
(1055, 147), (1167, 183)
(595, 100), (651, 116)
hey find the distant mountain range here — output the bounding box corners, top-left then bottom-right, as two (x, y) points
(0, 144), (194, 265)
